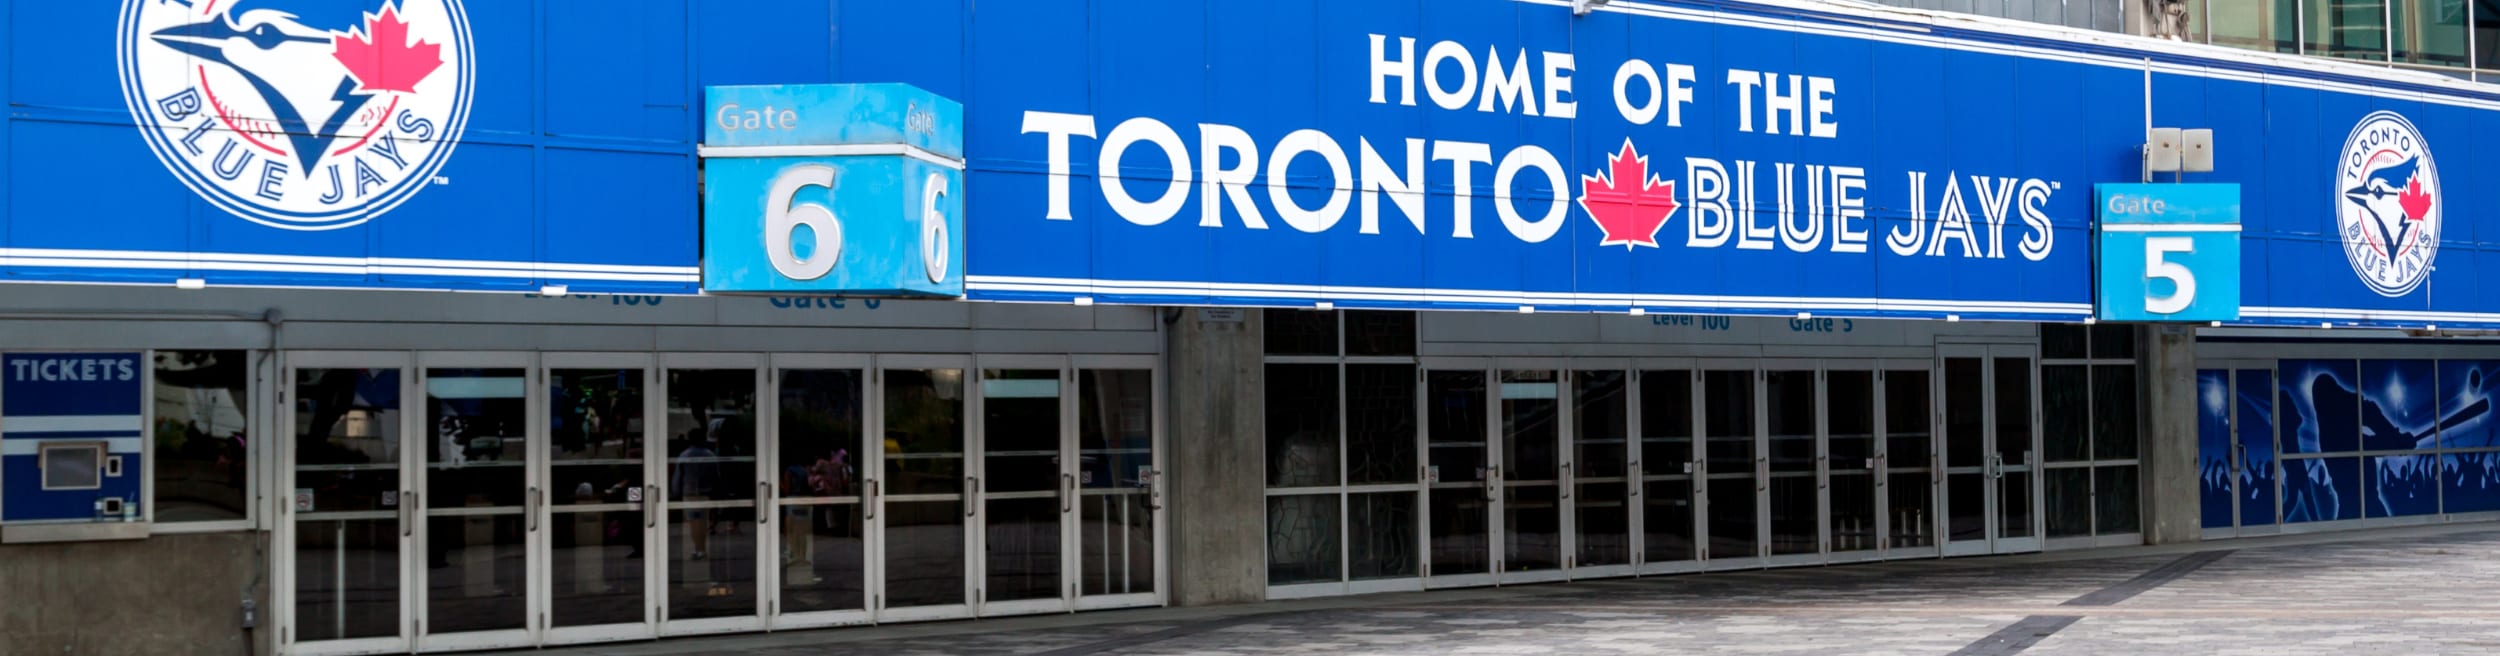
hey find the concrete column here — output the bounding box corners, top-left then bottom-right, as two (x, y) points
(1165, 307), (1266, 606)
(2140, 324), (2201, 545)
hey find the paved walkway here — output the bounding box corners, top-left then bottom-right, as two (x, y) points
(532, 524), (2500, 655)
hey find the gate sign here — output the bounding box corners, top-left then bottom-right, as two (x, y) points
(701, 84), (967, 296)
(2, 353), (146, 524)
(2094, 184), (2241, 322)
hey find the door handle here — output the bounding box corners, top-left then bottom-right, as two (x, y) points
(526, 487), (539, 533)
(758, 481), (771, 525)
(1145, 470), (1164, 512)
(967, 477), (981, 518)
(644, 485), (659, 529)
(1063, 473), (1075, 514)
(1482, 466), (1499, 501)
(865, 479), (879, 520)
(398, 490), (413, 537)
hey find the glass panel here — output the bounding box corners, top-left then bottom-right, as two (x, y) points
(1344, 310), (1417, 356)
(2199, 370), (2237, 530)
(1346, 364), (1417, 485)
(2285, 456), (2363, 522)
(1500, 370), (1561, 572)
(292, 367), (402, 642)
(1884, 369), (1933, 549)
(1426, 371), (1490, 577)
(2369, 454), (2440, 517)
(1348, 492), (1418, 580)
(1078, 370), (1155, 597)
(1266, 494), (1341, 585)
(982, 369), (1062, 603)
(1574, 370), (1630, 567)
(1640, 370), (1695, 471)
(2394, 0), (2470, 67)
(1828, 371), (1874, 554)
(550, 509), (645, 627)
(1262, 309), (1338, 356)
(776, 369), (865, 612)
(2096, 466), (2141, 534)
(1503, 485), (1561, 572)
(1944, 359), (1984, 469)
(2046, 467), (2093, 538)
(1764, 370), (1816, 556)
(152, 350), (249, 522)
(1702, 370), (1756, 559)
(2360, 360), (2437, 452)
(665, 369), (758, 619)
(424, 367), (527, 634)
(2309, 0), (2391, 60)
(2093, 365), (2140, 461)
(2481, 0), (2500, 69)
(1265, 364), (1340, 488)
(1995, 358), (2034, 465)
(2043, 365), (2090, 463)
(2280, 360), (2361, 454)
(550, 368), (647, 627)
(1947, 473), (1986, 542)
(2213, 0), (2302, 52)
(2236, 369), (2279, 528)
(2000, 470), (2034, 539)
(1642, 478), (1696, 562)
(2089, 324), (2135, 360)
(2041, 324), (2087, 360)
(883, 368), (966, 608)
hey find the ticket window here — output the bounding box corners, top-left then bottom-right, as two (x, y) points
(40, 443), (107, 491)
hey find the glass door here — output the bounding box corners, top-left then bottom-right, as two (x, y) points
(1826, 366), (1880, 562)
(413, 355), (538, 651)
(542, 355), (658, 645)
(1570, 368), (1633, 578)
(1073, 360), (1161, 610)
(1634, 366), (1699, 575)
(1698, 367), (1759, 567)
(977, 358), (1074, 616)
(876, 357), (973, 622)
(657, 356), (766, 636)
(1422, 366), (1494, 588)
(1938, 344), (2042, 556)
(1496, 368), (1565, 584)
(769, 355), (871, 629)
(2200, 364), (2282, 539)
(283, 354), (413, 656)
(1881, 368), (1940, 556)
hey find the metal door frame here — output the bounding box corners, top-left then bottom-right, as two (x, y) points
(1694, 358), (1765, 572)
(1562, 359), (1636, 580)
(764, 353), (875, 631)
(1492, 359), (1570, 585)
(2201, 358), (2282, 540)
(1758, 358), (1825, 568)
(1068, 353), (1166, 612)
(410, 351), (543, 652)
(654, 353), (770, 637)
(870, 354), (977, 624)
(971, 354), (1077, 617)
(538, 352), (663, 645)
(279, 351), (418, 656)
(1875, 362), (1944, 560)
(1629, 359), (1703, 577)
(1937, 344), (2043, 556)
(1418, 357), (1496, 590)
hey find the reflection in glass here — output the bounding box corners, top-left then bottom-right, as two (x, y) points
(1945, 359), (1984, 468)
(2046, 467), (2093, 538)
(1079, 370), (1156, 597)
(1262, 309), (1338, 356)
(1828, 371), (1875, 553)
(424, 367), (527, 635)
(778, 369), (865, 613)
(1885, 370), (1934, 549)
(1349, 492), (1417, 580)
(2093, 365), (2140, 460)
(1267, 494), (1340, 584)
(1347, 364), (1418, 485)
(1640, 370), (1696, 563)
(983, 369), (1062, 603)
(1702, 370), (1756, 559)
(883, 369), (965, 608)
(1500, 371), (1560, 572)
(1765, 370), (1816, 556)
(1265, 364), (1340, 488)
(293, 368), (403, 642)
(1947, 473), (1985, 542)
(1426, 371), (1490, 577)
(550, 368), (647, 628)
(1343, 310), (1417, 356)
(2000, 471), (2034, 539)
(551, 510), (645, 627)
(2096, 466), (2141, 534)
(2043, 365), (2090, 463)
(665, 369), (757, 619)
(153, 350), (250, 522)
(1574, 371), (1630, 567)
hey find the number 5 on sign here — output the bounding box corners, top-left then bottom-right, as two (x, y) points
(2093, 184), (2241, 323)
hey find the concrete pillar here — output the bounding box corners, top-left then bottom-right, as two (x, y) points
(1164, 307), (1266, 606)
(2140, 324), (2201, 545)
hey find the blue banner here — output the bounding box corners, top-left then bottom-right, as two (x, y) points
(2, 353), (145, 523)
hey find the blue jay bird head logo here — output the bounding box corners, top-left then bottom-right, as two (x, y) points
(2335, 111), (2441, 298)
(119, 0), (473, 231)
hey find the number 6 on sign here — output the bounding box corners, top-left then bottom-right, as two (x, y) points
(765, 164), (841, 281)
(923, 172), (951, 284)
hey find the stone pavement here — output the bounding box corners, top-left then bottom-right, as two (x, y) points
(529, 524), (2500, 655)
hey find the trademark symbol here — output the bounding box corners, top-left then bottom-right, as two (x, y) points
(2051, 182), (2062, 191)
(432, 176), (452, 185)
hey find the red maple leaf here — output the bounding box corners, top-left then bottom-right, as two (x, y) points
(1578, 139), (1680, 249)
(332, 4), (443, 95)
(2400, 175), (2434, 223)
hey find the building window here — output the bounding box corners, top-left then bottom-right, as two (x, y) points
(1263, 310), (1419, 589)
(152, 350), (252, 523)
(2395, 0), (2471, 66)
(2039, 325), (2141, 543)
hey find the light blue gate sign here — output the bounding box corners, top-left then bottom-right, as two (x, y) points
(701, 84), (966, 297)
(2095, 183), (2241, 322)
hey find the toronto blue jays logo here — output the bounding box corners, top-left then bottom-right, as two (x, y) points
(2336, 111), (2440, 297)
(119, 0), (472, 230)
